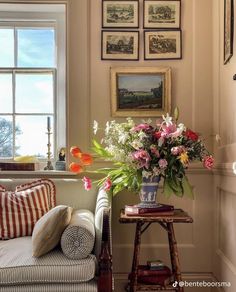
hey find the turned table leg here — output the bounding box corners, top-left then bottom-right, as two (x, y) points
(167, 222), (184, 292)
(129, 221), (143, 292)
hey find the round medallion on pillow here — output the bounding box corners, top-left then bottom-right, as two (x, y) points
(61, 209), (95, 260)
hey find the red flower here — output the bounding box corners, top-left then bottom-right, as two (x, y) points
(81, 153), (93, 166)
(153, 131), (162, 139)
(69, 162), (83, 173)
(203, 156), (214, 170)
(185, 129), (199, 141)
(70, 146), (82, 158)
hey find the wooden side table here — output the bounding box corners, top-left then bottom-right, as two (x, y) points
(119, 209), (193, 292)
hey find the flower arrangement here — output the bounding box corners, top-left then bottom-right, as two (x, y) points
(70, 110), (213, 197)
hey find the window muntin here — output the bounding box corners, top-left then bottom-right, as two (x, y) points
(0, 25), (56, 159)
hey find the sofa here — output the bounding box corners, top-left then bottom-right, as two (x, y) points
(0, 178), (112, 292)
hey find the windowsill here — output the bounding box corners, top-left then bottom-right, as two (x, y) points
(0, 170), (77, 179)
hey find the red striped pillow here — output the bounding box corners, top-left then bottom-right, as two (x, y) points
(0, 180), (56, 240)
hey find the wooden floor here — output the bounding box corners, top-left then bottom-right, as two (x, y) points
(115, 278), (216, 292)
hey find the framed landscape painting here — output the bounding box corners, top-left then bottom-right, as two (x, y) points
(224, 0), (234, 64)
(110, 67), (171, 117)
(102, 30), (139, 60)
(144, 0), (181, 29)
(144, 30), (182, 60)
(102, 0), (139, 28)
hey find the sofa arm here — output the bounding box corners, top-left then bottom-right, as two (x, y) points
(98, 207), (112, 292)
(94, 188), (112, 292)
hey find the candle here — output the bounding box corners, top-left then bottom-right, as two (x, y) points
(47, 117), (51, 130)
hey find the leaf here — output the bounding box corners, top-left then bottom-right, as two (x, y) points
(182, 176), (194, 199)
(163, 179), (174, 198)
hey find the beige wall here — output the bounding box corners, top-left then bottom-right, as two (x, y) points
(67, 0), (215, 283)
(213, 0), (236, 291)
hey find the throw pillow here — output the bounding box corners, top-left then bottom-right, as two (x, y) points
(32, 205), (73, 257)
(60, 209), (95, 260)
(0, 180), (56, 240)
(0, 179), (55, 239)
(16, 179), (56, 208)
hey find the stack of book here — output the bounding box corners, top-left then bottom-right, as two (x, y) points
(137, 261), (172, 285)
(124, 203), (174, 216)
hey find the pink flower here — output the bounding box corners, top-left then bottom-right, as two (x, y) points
(132, 123), (151, 132)
(203, 156), (214, 170)
(104, 177), (112, 191)
(171, 146), (185, 156)
(158, 159), (168, 169)
(161, 124), (177, 137)
(82, 176), (92, 191)
(132, 150), (151, 169)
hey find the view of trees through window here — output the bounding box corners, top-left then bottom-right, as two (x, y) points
(0, 27), (55, 159)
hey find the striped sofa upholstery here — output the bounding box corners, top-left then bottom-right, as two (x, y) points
(0, 179), (112, 292)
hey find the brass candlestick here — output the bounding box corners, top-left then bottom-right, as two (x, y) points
(44, 117), (54, 170)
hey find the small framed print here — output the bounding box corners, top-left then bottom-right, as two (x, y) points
(102, 30), (139, 60)
(144, 30), (182, 60)
(102, 0), (139, 28)
(224, 0), (234, 64)
(110, 66), (171, 117)
(144, 0), (181, 29)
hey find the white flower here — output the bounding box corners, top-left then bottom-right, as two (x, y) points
(131, 140), (143, 149)
(142, 170), (152, 178)
(118, 132), (129, 144)
(162, 113), (172, 125)
(142, 118), (152, 124)
(138, 131), (147, 139)
(93, 120), (98, 134)
(178, 123), (186, 133)
(153, 167), (161, 176)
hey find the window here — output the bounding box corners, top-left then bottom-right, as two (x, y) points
(0, 4), (66, 161)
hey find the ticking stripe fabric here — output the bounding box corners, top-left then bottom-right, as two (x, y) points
(61, 209), (95, 260)
(16, 179), (56, 208)
(0, 236), (96, 285)
(0, 281), (97, 292)
(0, 182), (54, 239)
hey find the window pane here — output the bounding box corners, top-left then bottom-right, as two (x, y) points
(17, 29), (55, 67)
(0, 116), (13, 158)
(0, 29), (14, 67)
(15, 115), (54, 158)
(15, 73), (54, 113)
(0, 73), (13, 113)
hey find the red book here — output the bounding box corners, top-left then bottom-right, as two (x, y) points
(138, 265), (171, 276)
(125, 203), (174, 214)
(125, 204), (174, 216)
(137, 265), (172, 285)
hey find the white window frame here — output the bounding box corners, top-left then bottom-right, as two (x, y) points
(0, 4), (66, 162)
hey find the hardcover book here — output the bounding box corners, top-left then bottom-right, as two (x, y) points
(125, 203), (174, 216)
(136, 265), (172, 285)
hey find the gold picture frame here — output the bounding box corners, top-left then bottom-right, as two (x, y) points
(224, 0), (234, 64)
(111, 67), (171, 117)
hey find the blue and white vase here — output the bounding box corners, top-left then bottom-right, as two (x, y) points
(138, 175), (160, 208)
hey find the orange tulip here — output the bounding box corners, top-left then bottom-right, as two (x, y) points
(70, 146), (82, 158)
(80, 153), (93, 166)
(69, 162), (83, 173)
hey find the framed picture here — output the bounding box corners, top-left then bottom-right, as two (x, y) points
(144, 0), (181, 29)
(144, 30), (182, 60)
(110, 66), (171, 117)
(224, 0), (234, 64)
(102, 0), (139, 28)
(102, 30), (139, 60)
